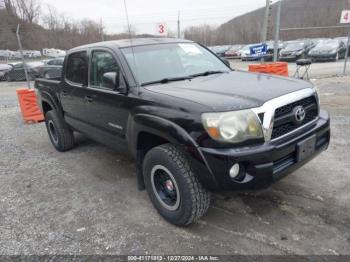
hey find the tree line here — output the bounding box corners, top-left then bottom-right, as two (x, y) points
(1, 0), (349, 51)
(0, 0), (140, 51)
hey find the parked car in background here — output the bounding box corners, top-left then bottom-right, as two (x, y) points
(29, 50), (42, 58)
(5, 61), (44, 81)
(310, 38), (331, 46)
(224, 45), (243, 59)
(240, 44), (254, 61)
(12, 51), (22, 60)
(0, 50), (11, 60)
(211, 45), (232, 57)
(334, 37), (350, 53)
(264, 41), (284, 61)
(308, 39), (346, 62)
(38, 58), (64, 79)
(279, 40), (315, 61)
(43, 48), (66, 58)
(0, 64), (13, 81)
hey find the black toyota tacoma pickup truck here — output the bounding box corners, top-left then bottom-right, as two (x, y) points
(35, 38), (330, 226)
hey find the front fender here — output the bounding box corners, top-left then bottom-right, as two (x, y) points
(128, 113), (219, 189)
(130, 114), (196, 150)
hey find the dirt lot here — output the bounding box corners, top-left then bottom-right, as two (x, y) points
(0, 75), (349, 255)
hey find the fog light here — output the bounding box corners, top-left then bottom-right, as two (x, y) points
(229, 163), (240, 179)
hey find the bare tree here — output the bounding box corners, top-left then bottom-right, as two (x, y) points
(14, 0), (40, 24)
(3, 0), (17, 18)
(42, 4), (59, 31)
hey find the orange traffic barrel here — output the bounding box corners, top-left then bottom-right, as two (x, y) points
(16, 88), (44, 124)
(248, 62), (289, 77)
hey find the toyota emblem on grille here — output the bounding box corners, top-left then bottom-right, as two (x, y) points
(294, 106), (306, 124)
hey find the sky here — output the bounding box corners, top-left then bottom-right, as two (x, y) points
(40, 0), (273, 35)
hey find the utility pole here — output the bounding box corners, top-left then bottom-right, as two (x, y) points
(261, 0), (271, 44)
(261, 0), (271, 62)
(177, 11), (181, 38)
(273, 1), (282, 62)
(16, 24), (30, 89)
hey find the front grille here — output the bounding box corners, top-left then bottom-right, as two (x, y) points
(271, 96), (318, 139)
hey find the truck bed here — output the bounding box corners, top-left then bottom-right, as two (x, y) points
(35, 78), (61, 92)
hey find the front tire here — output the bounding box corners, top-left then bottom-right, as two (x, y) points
(45, 110), (75, 152)
(143, 144), (210, 226)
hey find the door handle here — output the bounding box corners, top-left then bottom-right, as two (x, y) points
(84, 95), (94, 103)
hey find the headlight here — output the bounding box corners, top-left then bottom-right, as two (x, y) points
(201, 110), (263, 143)
(312, 85), (321, 105)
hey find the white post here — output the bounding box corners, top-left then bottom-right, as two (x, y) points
(261, 0), (271, 63)
(16, 24), (31, 89)
(273, 1), (282, 62)
(343, 29), (350, 75)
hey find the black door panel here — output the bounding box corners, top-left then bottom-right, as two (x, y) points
(60, 51), (89, 130)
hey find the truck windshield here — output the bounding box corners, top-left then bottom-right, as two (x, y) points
(121, 43), (230, 85)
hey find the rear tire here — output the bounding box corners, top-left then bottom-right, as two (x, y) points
(143, 144), (210, 226)
(45, 110), (74, 152)
(335, 52), (339, 62)
(6, 74), (11, 82)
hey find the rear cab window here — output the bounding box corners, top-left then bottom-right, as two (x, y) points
(65, 51), (88, 85)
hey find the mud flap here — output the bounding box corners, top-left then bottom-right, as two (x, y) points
(136, 150), (146, 190)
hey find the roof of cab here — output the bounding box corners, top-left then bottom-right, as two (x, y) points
(69, 38), (194, 52)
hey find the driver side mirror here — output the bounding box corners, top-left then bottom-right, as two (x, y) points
(102, 71), (128, 94)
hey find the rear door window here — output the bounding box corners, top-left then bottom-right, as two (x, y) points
(65, 51), (88, 85)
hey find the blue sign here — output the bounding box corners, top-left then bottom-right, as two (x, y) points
(250, 44), (268, 58)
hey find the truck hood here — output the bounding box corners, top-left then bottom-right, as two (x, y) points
(144, 71), (312, 112)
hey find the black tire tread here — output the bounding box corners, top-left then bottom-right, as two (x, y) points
(147, 144), (210, 225)
(45, 110), (74, 152)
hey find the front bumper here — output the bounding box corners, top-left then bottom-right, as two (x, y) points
(279, 55), (298, 61)
(309, 54), (336, 61)
(193, 110), (330, 190)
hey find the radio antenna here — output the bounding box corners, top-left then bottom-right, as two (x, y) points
(123, 0), (140, 86)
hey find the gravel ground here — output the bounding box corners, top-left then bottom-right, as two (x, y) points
(0, 76), (349, 255)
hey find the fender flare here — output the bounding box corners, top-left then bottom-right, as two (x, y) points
(128, 113), (218, 189)
(129, 113), (197, 153)
(40, 90), (63, 117)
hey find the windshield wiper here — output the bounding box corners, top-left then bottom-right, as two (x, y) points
(141, 76), (192, 86)
(189, 70), (227, 78)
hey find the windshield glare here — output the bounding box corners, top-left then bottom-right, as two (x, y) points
(315, 41), (338, 49)
(285, 43), (304, 51)
(121, 43), (230, 85)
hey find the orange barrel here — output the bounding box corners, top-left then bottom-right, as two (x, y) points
(248, 62), (289, 77)
(16, 88), (44, 124)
